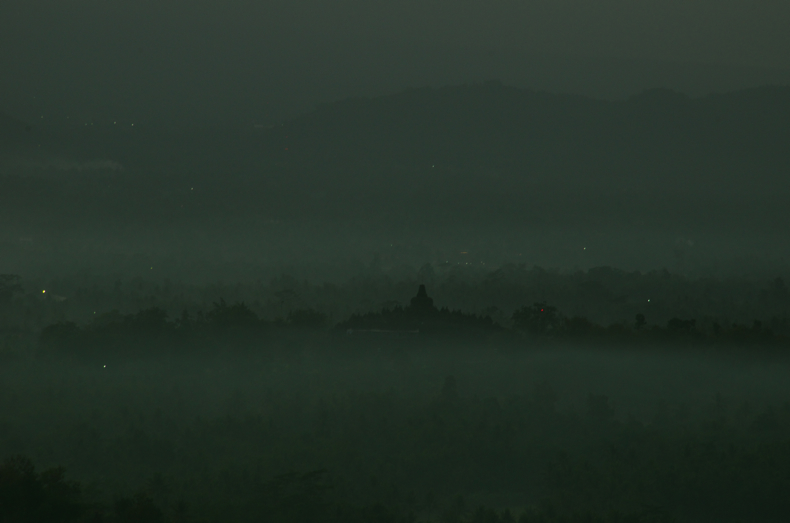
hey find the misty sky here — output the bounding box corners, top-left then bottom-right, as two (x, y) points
(3, 0), (790, 126)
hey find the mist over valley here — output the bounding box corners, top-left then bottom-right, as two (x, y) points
(2, 3), (790, 518)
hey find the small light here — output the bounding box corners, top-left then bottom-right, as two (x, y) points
(647, 299), (651, 302)
(42, 290), (46, 293)
(103, 365), (106, 368)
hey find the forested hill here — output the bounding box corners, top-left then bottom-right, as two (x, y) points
(260, 82), (790, 192)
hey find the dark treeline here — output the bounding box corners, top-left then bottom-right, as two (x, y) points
(3, 264), (790, 359)
(33, 293), (790, 361)
(0, 451), (697, 523)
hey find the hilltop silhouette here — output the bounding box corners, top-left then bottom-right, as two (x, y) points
(3, 82), (790, 278)
(7, 82), (790, 192)
(259, 82), (790, 193)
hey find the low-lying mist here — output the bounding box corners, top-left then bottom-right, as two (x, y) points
(3, 341), (789, 521)
(3, 82), (790, 522)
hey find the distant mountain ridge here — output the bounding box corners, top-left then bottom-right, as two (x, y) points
(259, 82), (790, 194)
(3, 83), (789, 236)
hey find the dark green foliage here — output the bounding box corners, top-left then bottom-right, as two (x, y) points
(511, 303), (561, 335)
(37, 301), (270, 358)
(287, 308), (328, 329)
(666, 318), (696, 334)
(562, 316), (602, 337)
(4, 348), (790, 523)
(39, 308), (177, 358)
(206, 299), (260, 331)
(587, 394), (614, 422)
(0, 455), (84, 522)
(40, 321), (82, 353)
(256, 470), (332, 523)
(113, 492), (164, 523)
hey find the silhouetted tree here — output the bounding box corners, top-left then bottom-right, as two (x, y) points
(206, 299), (259, 330)
(130, 307), (172, 336)
(773, 277), (788, 301)
(113, 492), (163, 523)
(258, 470), (333, 523)
(512, 302), (560, 334)
(667, 318), (696, 334)
(563, 316), (600, 337)
(587, 394), (614, 422)
(0, 455), (84, 522)
(287, 308), (328, 329)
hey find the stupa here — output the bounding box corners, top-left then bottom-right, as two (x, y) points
(409, 284), (436, 314)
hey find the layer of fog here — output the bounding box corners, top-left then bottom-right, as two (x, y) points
(8, 343), (789, 429)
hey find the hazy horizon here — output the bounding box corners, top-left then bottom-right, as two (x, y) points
(2, 6), (790, 521)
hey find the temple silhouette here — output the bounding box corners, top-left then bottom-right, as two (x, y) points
(409, 284), (435, 313)
(339, 285), (500, 336)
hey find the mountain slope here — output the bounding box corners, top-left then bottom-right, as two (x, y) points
(256, 83), (790, 195)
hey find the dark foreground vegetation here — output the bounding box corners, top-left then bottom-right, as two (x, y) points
(2, 347), (790, 523)
(2, 266), (790, 522)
